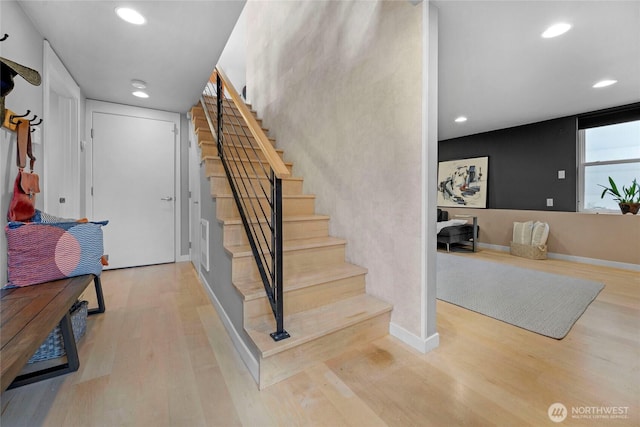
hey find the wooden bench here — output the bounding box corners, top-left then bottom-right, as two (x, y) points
(0, 274), (105, 392)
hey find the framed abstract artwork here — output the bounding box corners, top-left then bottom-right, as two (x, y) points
(437, 156), (489, 208)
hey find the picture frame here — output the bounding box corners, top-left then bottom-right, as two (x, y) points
(437, 156), (489, 208)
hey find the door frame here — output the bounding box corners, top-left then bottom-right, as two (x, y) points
(43, 40), (81, 218)
(187, 112), (201, 274)
(85, 100), (183, 264)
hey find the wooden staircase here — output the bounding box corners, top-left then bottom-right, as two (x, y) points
(190, 101), (392, 389)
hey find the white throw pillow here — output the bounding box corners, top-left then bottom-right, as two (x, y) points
(531, 221), (550, 246)
(513, 221), (534, 245)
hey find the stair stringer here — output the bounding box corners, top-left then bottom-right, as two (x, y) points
(195, 162), (262, 382)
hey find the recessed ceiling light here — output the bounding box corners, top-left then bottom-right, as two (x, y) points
(455, 116), (468, 123)
(131, 79), (147, 89)
(542, 23), (571, 38)
(116, 7), (146, 25)
(592, 79), (618, 88)
(132, 90), (149, 98)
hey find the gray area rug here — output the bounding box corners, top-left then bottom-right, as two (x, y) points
(437, 253), (605, 339)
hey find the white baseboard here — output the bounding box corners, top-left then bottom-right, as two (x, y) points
(198, 272), (260, 383)
(478, 243), (640, 272)
(389, 322), (440, 354)
(176, 254), (190, 263)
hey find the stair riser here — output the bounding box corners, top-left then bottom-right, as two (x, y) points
(211, 176), (303, 198)
(244, 274), (366, 321)
(232, 244), (346, 283)
(258, 311), (391, 389)
(201, 97), (254, 113)
(197, 116), (267, 136)
(193, 113), (263, 129)
(192, 117), (208, 129)
(223, 217), (328, 246)
(223, 133), (276, 148)
(218, 146), (284, 163)
(216, 197), (315, 221)
(197, 124), (275, 149)
(205, 158), (292, 177)
(200, 143), (218, 158)
(221, 122), (269, 137)
(201, 144), (284, 163)
(195, 128), (213, 143)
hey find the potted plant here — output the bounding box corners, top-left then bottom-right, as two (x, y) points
(599, 177), (640, 214)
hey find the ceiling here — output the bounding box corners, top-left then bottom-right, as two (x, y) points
(16, 1), (640, 139)
(18, 0), (246, 114)
(434, 0), (640, 140)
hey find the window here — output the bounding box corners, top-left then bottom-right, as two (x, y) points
(579, 120), (640, 212)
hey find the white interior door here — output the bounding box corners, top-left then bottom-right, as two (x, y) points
(92, 112), (175, 269)
(43, 41), (81, 218)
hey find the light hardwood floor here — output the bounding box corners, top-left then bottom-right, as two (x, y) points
(1, 249), (638, 426)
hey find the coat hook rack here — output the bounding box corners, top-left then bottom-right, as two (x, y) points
(0, 34), (8, 42)
(30, 118), (43, 131)
(9, 110), (32, 124)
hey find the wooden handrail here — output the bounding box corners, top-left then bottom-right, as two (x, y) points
(215, 67), (291, 179)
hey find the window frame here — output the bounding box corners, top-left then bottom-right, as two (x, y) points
(577, 120), (640, 213)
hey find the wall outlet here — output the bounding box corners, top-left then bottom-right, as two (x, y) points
(546, 198), (554, 207)
(558, 170), (565, 179)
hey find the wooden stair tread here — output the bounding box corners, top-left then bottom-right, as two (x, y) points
(221, 128), (272, 138)
(191, 107), (261, 123)
(203, 155), (290, 167)
(202, 95), (253, 111)
(215, 194), (314, 202)
(246, 294), (392, 358)
(222, 214), (328, 226)
(210, 175), (304, 197)
(226, 236), (346, 258)
(217, 145), (284, 154)
(207, 171), (304, 181)
(195, 126), (276, 144)
(209, 171), (302, 182)
(234, 262), (367, 301)
(193, 121), (270, 134)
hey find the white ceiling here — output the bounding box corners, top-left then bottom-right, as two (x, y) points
(16, 1), (640, 138)
(434, 0), (640, 140)
(18, 0), (246, 113)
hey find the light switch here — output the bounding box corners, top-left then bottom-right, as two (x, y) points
(546, 198), (554, 207)
(558, 170), (565, 179)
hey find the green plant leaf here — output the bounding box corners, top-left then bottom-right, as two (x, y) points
(608, 176), (621, 197)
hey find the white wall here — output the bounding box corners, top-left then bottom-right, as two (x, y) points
(1, 0), (44, 284)
(246, 0), (435, 345)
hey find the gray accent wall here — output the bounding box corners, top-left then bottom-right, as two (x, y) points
(439, 116), (577, 212)
(198, 164), (258, 360)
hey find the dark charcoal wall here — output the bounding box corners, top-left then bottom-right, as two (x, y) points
(439, 117), (577, 212)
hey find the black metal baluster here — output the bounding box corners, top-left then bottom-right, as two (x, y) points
(270, 173), (288, 341)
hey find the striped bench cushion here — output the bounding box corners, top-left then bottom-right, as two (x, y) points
(5, 218), (108, 288)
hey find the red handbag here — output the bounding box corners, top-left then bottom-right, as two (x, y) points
(8, 119), (40, 222)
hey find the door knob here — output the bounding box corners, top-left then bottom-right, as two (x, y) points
(161, 196), (174, 201)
